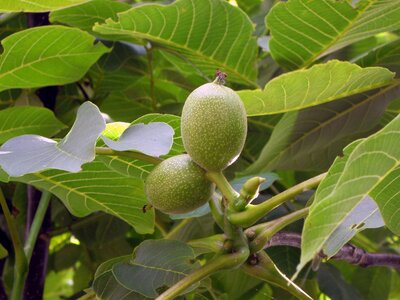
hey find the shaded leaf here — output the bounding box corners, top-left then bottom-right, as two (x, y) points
(267, 0), (400, 69)
(299, 114), (400, 273)
(0, 0), (90, 12)
(245, 84), (400, 173)
(239, 60), (394, 116)
(0, 102), (105, 176)
(0, 106), (65, 144)
(113, 239), (199, 298)
(93, 0), (258, 86)
(50, 0), (131, 33)
(0, 25), (109, 92)
(92, 255), (145, 299)
(317, 264), (362, 300)
(357, 38), (400, 75)
(351, 266), (392, 300)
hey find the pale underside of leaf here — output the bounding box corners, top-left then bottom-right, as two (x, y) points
(101, 122), (174, 157)
(0, 102), (105, 176)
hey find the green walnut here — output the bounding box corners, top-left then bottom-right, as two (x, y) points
(145, 154), (214, 214)
(181, 73), (247, 171)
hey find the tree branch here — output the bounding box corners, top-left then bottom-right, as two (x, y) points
(265, 232), (400, 270)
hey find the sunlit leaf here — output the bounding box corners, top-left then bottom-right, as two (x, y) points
(0, 26), (109, 92)
(0, 106), (65, 144)
(0, 0), (90, 12)
(267, 0), (400, 69)
(93, 0), (258, 86)
(50, 0), (131, 33)
(239, 61), (394, 116)
(9, 160), (154, 234)
(299, 114), (400, 274)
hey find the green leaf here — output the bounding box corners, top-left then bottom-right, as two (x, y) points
(93, 0), (258, 86)
(0, 106), (65, 144)
(357, 38), (400, 75)
(317, 264), (362, 300)
(92, 255), (145, 299)
(113, 239), (199, 298)
(351, 266), (392, 300)
(299, 114), (400, 274)
(8, 160), (154, 234)
(0, 25), (109, 92)
(0, 243), (8, 259)
(0, 0), (90, 12)
(245, 84), (400, 173)
(369, 167), (400, 234)
(239, 60), (394, 116)
(267, 0), (400, 69)
(50, 0), (131, 33)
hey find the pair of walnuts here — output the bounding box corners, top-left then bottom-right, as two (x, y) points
(145, 75), (247, 214)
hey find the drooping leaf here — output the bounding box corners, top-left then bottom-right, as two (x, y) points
(0, 26), (109, 92)
(0, 106), (65, 144)
(50, 0), (131, 33)
(299, 114), (400, 274)
(239, 61), (394, 116)
(267, 0), (400, 69)
(101, 122), (174, 157)
(0, 0), (90, 12)
(93, 0), (258, 86)
(113, 239), (199, 298)
(245, 84), (400, 173)
(8, 160), (154, 234)
(356, 38), (400, 75)
(0, 102), (105, 176)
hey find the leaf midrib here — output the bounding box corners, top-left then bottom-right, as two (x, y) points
(300, 0), (377, 69)
(265, 83), (399, 169)
(93, 23), (257, 87)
